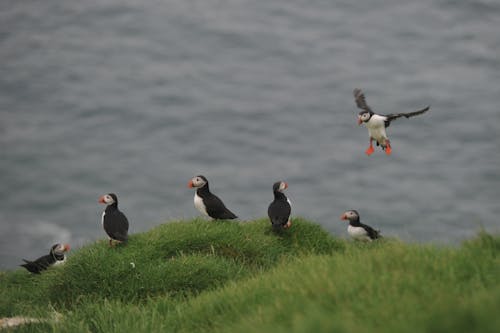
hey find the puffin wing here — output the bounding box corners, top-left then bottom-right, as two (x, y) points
(21, 254), (52, 273)
(267, 200), (291, 228)
(384, 106), (430, 127)
(353, 88), (373, 113)
(361, 223), (381, 240)
(103, 210), (129, 241)
(205, 194), (237, 219)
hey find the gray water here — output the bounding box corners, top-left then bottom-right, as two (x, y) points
(1, 0), (499, 270)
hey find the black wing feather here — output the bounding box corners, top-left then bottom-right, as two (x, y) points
(361, 223), (381, 240)
(103, 210), (129, 241)
(384, 106), (430, 127)
(20, 254), (54, 274)
(268, 200), (291, 229)
(205, 194), (238, 219)
(353, 88), (373, 113)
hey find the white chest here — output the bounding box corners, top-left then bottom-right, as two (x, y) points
(101, 211), (106, 226)
(365, 115), (388, 142)
(348, 225), (371, 241)
(53, 256), (66, 266)
(194, 193), (209, 217)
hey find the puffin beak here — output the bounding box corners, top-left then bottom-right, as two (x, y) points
(357, 117), (363, 125)
(64, 244), (71, 252)
(340, 214), (347, 220)
(283, 182), (288, 189)
(187, 180), (194, 188)
(98, 196), (106, 204)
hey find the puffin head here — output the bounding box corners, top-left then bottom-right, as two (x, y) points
(272, 181), (288, 193)
(188, 175), (208, 189)
(50, 243), (71, 255)
(340, 210), (360, 222)
(358, 111), (373, 125)
(98, 193), (118, 205)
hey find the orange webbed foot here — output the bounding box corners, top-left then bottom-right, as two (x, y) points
(365, 146), (374, 155)
(385, 145), (392, 155)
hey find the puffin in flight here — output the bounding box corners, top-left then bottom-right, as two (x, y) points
(188, 175), (237, 220)
(99, 193), (129, 246)
(340, 210), (381, 241)
(20, 243), (70, 274)
(268, 181), (292, 230)
(353, 88), (430, 155)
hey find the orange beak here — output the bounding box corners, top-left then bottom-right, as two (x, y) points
(63, 244), (71, 252)
(283, 182), (288, 189)
(98, 196), (106, 204)
(340, 214), (347, 220)
(187, 180), (194, 188)
(357, 117), (363, 125)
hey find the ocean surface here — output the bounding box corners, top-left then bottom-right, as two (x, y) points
(1, 0), (499, 269)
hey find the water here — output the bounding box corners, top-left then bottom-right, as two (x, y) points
(1, 0), (499, 269)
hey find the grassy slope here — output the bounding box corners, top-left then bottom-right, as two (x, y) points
(1, 218), (499, 333)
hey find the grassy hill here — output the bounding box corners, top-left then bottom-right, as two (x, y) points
(1, 218), (499, 332)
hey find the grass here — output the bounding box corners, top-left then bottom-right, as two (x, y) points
(0, 218), (498, 332)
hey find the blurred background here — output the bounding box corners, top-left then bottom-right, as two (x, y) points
(1, 0), (499, 269)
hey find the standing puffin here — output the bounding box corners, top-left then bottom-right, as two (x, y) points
(354, 88), (430, 155)
(187, 175), (237, 220)
(99, 193), (129, 246)
(268, 181), (292, 230)
(20, 243), (70, 274)
(340, 210), (381, 241)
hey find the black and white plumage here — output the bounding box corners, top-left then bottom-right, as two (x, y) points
(268, 181), (292, 230)
(20, 243), (70, 274)
(354, 88), (430, 155)
(340, 210), (381, 241)
(188, 175), (237, 220)
(99, 193), (129, 246)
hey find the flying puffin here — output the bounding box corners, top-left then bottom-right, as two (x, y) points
(340, 210), (381, 241)
(268, 181), (292, 230)
(353, 88), (430, 155)
(187, 175), (237, 220)
(20, 243), (70, 274)
(99, 193), (129, 246)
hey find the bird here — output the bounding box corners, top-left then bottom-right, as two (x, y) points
(187, 175), (237, 220)
(340, 210), (381, 241)
(353, 88), (430, 155)
(98, 193), (129, 246)
(268, 181), (292, 231)
(20, 243), (70, 274)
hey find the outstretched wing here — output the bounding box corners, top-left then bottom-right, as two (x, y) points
(353, 88), (373, 113)
(385, 106), (430, 123)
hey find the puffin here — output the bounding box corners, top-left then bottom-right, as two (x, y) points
(20, 243), (70, 274)
(353, 88), (430, 155)
(187, 175), (237, 220)
(98, 193), (129, 246)
(340, 210), (381, 241)
(267, 181), (292, 230)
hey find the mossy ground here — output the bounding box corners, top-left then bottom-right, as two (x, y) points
(1, 218), (498, 332)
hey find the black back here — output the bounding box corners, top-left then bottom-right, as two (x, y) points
(348, 211), (381, 240)
(103, 198), (129, 242)
(359, 222), (381, 240)
(20, 245), (65, 274)
(268, 184), (291, 230)
(197, 185), (238, 220)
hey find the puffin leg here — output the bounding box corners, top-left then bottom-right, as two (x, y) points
(385, 140), (392, 155)
(365, 138), (375, 155)
(109, 239), (114, 247)
(284, 220), (292, 229)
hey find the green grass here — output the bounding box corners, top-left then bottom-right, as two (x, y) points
(1, 218), (498, 333)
